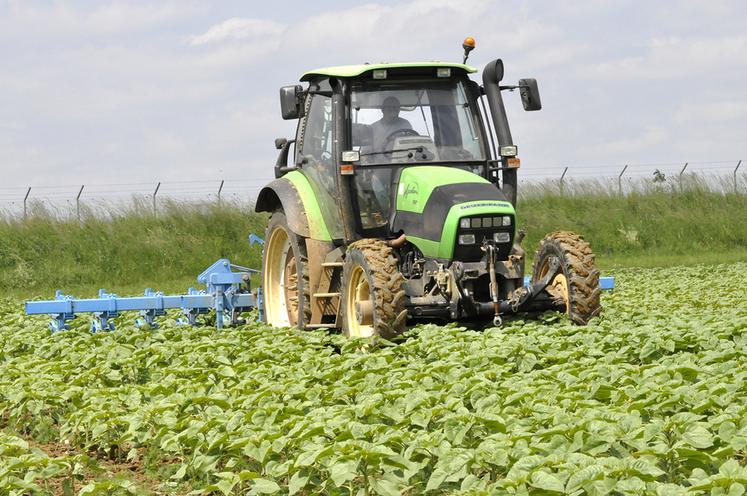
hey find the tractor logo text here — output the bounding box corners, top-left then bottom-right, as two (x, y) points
(460, 201), (511, 210)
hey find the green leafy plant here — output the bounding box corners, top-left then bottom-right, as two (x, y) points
(1, 262), (746, 494)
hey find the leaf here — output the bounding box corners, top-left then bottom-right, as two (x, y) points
(720, 459), (744, 478)
(683, 425), (714, 449)
(530, 471), (565, 492)
(370, 477), (401, 496)
(566, 465), (605, 493)
(729, 483), (746, 496)
(329, 460), (359, 487)
(251, 478), (281, 494)
(425, 467), (448, 492)
(171, 463), (188, 480)
(288, 472), (309, 495)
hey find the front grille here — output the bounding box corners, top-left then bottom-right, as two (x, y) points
(453, 215), (514, 262)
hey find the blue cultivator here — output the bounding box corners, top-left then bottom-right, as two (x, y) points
(25, 259), (262, 333)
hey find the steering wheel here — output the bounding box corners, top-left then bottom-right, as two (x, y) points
(384, 128), (420, 149)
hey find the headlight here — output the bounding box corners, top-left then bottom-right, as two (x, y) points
(460, 218), (470, 229)
(491, 216), (511, 227)
(458, 234), (476, 245)
(493, 232), (511, 243)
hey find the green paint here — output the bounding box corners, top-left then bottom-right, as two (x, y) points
(284, 171), (332, 241)
(407, 200), (516, 259)
(440, 201), (515, 259)
(397, 166), (491, 214)
(406, 236), (441, 259)
(301, 62), (477, 81)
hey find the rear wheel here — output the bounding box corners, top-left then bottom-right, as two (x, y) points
(531, 231), (601, 324)
(262, 212), (310, 328)
(340, 239), (407, 338)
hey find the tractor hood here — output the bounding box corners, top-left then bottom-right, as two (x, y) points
(391, 166), (516, 260)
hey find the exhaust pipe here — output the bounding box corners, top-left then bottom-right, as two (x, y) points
(482, 59), (517, 206)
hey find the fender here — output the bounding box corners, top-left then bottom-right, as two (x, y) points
(255, 171), (332, 241)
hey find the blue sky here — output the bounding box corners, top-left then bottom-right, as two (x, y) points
(1, 0), (745, 203)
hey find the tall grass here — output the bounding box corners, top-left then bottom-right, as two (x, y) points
(0, 200), (267, 295)
(517, 179), (747, 264)
(2, 178), (746, 296)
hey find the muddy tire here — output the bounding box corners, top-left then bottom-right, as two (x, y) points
(262, 212), (311, 328)
(340, 239), (407, 338)
(531, 231), (601, 325)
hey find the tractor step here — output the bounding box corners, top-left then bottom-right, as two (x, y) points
(305, 323), (336, 329)
(313, 292), (341, 298)
(321, 262), (344, 268)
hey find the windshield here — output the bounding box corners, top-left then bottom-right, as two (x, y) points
(350, 79), (486, 165)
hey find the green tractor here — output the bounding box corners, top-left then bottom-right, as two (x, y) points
(256, 41), (601, 337)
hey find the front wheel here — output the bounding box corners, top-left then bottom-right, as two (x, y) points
(340, 239), (407, 338)
(531, 231), (602, 324)
(262, 212), (310, 328)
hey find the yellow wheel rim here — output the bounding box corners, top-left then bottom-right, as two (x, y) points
(345, 265), (374, 337)
(540, 260), (570, 313)
(264, 226), (292, 327)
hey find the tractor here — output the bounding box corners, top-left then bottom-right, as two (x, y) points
(256, 39), (601, 337)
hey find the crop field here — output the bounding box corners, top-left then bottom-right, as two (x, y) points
(1, 262), (746, 494)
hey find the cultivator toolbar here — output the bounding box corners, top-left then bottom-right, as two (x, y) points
(25, 259), (262, 332)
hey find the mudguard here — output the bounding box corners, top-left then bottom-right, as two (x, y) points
(255, 172), (332, 241)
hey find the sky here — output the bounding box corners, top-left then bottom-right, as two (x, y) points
(0, 0), (745, 206)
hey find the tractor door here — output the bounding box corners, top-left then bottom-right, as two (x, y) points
(296, 91), (344, 241)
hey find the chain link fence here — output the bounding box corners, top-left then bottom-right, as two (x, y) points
(1, 160), (743, 220)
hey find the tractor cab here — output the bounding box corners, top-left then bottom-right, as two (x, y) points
(276, 62), (520, 242)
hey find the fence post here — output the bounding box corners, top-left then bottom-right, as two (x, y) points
(735, 160), (742, 194)
(618, 164), (628, 196)
(559, 167), (568, 196)
(678, 162), (688, 193)
(76, 185), (84, 222)
(23, 187), (31, 220)
(153, 182), (161, 216)
(217, 179), (225, 207)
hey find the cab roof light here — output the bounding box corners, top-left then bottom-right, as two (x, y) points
(436, 67), (451, 78)
(372, 69), (387, 79)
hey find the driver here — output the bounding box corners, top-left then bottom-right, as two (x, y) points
(371, 96), (413, 152)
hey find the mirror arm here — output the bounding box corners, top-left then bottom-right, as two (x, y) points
(274, 139), (297, 178)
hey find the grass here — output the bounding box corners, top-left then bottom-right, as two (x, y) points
(2, 181), (746, 299)
(2, 200), (267, 298)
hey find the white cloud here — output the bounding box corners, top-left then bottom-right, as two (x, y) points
(586, 35), (747, 80)
(584, 126), (671, 157)
(674, 100), (747, 124)
(1, 1), (201, 39)
(190, 17), (286, 46)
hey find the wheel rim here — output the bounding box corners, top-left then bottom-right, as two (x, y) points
(264, 226), (293, 326)
(540, 259), (570, 313)
(345, 265), (374, 337)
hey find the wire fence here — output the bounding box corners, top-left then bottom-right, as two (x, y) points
(0, 159), (743, 220)
(0, 177), (275, 220)
(520, 159), (744, 197)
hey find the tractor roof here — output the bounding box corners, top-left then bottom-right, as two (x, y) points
(300, 62), (477, 81)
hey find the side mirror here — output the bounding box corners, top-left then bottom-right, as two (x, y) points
(518, 78), (542, 111)
(280, 85), (304, 120)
